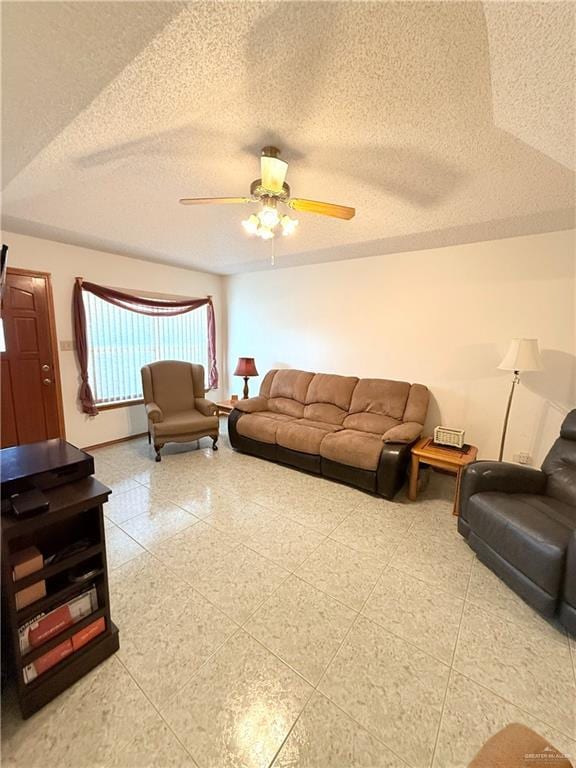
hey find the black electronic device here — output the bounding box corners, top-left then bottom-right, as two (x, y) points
(9, 488), (50, 518)
(0, 439), (94, 514)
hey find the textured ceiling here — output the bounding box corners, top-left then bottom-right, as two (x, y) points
(2, 1), (574, 274)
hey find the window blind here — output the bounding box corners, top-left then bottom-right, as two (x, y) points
(84, 291), (209, 404)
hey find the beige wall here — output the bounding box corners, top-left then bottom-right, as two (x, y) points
(3, 231), (224, 447)
(4, 228), (573, 461)
(226, 230), (575, 464)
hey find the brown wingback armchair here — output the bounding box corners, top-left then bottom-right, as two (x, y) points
(141, 361), (219, 462)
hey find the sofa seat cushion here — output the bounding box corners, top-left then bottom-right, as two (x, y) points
(154, 410), (219, 437)
(468, 492), (575, 596)
(296, 419), (342, 433)
(320, 429), (384, 471)
(276, 420), (341, 455)
(254, 411), (296, 423)
(236, 412), (296, 444)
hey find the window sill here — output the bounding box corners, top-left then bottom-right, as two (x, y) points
(97, 399), (144, 411)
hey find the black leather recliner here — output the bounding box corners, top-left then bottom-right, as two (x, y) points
(458, 409), (576, 636)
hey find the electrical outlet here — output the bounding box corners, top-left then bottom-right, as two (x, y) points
(513, 452), (532, 465)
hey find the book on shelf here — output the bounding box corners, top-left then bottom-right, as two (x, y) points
(13, 545), (47, 610)
(15, 581), (47, 611)
(18, 586), (98, 654)
(12, 545), (44, 581)
(23, 639), (73, 684)
(23, 617), (106, 684)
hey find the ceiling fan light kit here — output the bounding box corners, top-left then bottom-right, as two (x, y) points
(179, 146), (355, 242)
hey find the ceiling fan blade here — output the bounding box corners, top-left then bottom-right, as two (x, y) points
(261, 155), (288, 194)
(179, 197), (252, 205)
(287, 198), (355, 220)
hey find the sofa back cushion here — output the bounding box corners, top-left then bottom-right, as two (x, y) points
(259, 369), (278, 398)
(344, 378), (410, 434)
(304, 373), (358, 425)
(267, 369), (315, 418)
(403, 383), (430, 426)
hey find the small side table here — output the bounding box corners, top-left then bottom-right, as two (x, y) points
(216, 400), (238, 417)
(408, 437), (478, 515)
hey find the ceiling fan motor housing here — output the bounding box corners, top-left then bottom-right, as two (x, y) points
(250, 179), (290, 201)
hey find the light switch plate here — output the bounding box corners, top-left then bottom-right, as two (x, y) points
(60, 340), (75, 351)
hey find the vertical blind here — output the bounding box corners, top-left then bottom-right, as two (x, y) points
(85, 292), (209, 404)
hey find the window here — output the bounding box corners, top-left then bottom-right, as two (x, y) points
(84, 292), (209, 405)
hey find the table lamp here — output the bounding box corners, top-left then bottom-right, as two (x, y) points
(234, 357), (258, 399)
(497, 338), (542, 461)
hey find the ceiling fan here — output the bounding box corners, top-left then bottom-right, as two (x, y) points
(179, 146), (355, 240)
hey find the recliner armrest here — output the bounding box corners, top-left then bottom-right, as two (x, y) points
(459, 461), (547, 518)
(195, 397), (217, 417)
(382, 422), (423, 443)
(145, 402), (163, 423)
(234, 397), (268, 414)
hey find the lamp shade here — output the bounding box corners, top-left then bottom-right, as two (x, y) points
(498, 338), (542, 372)
(234, 357), (258, 377)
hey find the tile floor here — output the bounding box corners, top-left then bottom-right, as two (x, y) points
(2, 428), (575, 768)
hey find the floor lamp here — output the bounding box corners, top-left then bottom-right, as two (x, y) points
(497, 338), (542, 461)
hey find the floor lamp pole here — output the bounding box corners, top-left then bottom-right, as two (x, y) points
(498, 370), (520, 461)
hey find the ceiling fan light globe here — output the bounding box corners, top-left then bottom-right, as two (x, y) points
(242, 214), (259, 235)
(280, 215), (298, 236)
(258, 207), (279, 228)
(258, 226), (274, 240)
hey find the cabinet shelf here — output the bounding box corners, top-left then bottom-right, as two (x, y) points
(22, 623), (119, 707)
(17, 570), (105, 624)
(21, 606), (107, 666)
(13, 543), (103, 591)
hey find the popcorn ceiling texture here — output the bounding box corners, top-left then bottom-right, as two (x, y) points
(1, 1), (574, 275)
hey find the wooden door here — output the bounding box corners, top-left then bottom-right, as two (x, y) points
(1, 268), (65, 447)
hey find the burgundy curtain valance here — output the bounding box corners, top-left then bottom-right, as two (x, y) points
(74, 278), (219, 415)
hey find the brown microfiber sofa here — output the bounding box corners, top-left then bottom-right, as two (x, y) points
(228, 369), (430, 499)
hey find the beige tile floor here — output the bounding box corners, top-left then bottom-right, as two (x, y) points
(2, 430), (575, 768)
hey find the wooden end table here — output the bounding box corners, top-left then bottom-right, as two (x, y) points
(408, 437), (478, 516)
(216, 400), (239, 416)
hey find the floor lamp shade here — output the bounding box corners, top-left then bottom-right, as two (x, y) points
(497, 338), (542, 461)
(498, 338), (542, 372)
(234, 357), (258, 399)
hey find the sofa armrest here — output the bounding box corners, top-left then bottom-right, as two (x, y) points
(459, 461), (548, 519)
(146, 402), (163, 423)
(195, 397), (217, 417)
(234, 397), (268, 414)
(382, 422), (423, 444)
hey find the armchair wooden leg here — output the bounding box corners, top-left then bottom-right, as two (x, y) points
(147, 431), (151, 444)
(154, 444), (162, 462)
(212, 436), (219, 451)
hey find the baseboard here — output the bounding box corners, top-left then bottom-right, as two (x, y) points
(81, 432), (147, 451)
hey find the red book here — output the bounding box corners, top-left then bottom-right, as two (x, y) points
(71, 617), (105, 651)
(19, 587), (97, 654)
(23, 639), (73, 684)
(28, 604), (72, 648)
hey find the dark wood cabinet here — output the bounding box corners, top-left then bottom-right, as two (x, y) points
(1, 477), (119, 718)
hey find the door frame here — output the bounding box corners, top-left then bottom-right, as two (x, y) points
(3, 267), (66, 440)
